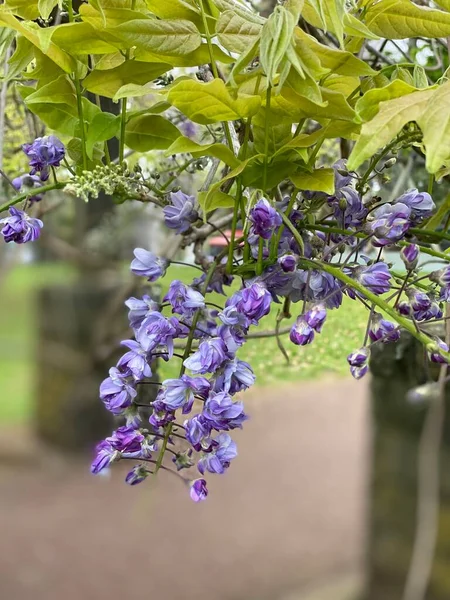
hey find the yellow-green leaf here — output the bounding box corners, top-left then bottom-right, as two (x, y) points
(348, 89), (434, 170)
(260, 6), (296, 85)
(4, 0), (39, 19)
(199, 190), (235, 215)
(51, 22), (121, 55)
(166, 137), (239, 168)
(355, 80), (424, 123)
(291, 168), (335, 194)
(417, 81), (450, 174)
(83, 61), (172, 98)
(125, 114), (181, 151)
(167, 78), (261, 124)
(0, 11), (75, 73)
(38, 0), (58, 20)
(366, 0), (450, 39)
(216, 9), (262, 53)
(26, 74), (76, 106)
(86, 112), (120, 159)
(111, 18), (202, 56)
(145, 0), (203, 28)
(343, 13), (379, 39)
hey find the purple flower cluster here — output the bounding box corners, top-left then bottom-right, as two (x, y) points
(0, 207), (43, 244)
(92, 246), (273, 501)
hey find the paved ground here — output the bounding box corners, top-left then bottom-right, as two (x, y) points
(0, 377), (369, 600)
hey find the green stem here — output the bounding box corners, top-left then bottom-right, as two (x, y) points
(273, 188), (299, 259)
(67, 2), (87, 171)
(0, 182), (66, 214)
(199, 0), (234, 150)
(262, 84), (271, 192)
(428, 173), (435, 196)
(227, 185), (240, 274)
(119, 0), (137, 164)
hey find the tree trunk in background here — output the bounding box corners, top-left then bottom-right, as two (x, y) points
(258, 0), (277, 18)
(367, 331), (450, 599)
(35, 97), (158, 452)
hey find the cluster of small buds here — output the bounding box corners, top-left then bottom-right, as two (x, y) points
(65, 163), (145, 203)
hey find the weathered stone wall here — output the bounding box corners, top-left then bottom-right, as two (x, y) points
(368, 332), (450, 600)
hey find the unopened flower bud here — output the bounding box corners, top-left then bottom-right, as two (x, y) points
(401, 244), (419, 270)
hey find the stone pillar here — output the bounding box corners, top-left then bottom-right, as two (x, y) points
(367, 331), (450, 600)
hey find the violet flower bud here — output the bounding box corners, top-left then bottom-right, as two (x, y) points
(278, 254), (297, 272)
(369, 314), (400, 343)
(394, 189), (435, 220)
(304, 304), (327, 333)
(400, 244), (419, 271)
(428, 339), (450, 364)
(163, 190), (199, 233)
(347, 347), (370, 367)
(190, 478), (208, 502)
(125, 465), (150, 485)
(290, 316), (315, 346)
(249, 198), (282, 239)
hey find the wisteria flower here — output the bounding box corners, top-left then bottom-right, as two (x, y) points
(126, 465), (151, 485)
(190, 478), (208, 502)
(227, 282), (272, 325)
(161, 375), (210, 413)
(163, 190), (198, 233)
(401, 244), (419, 271)
(394, 189), (435, 220)
(125, 295), (159, 330)
(99, 367), (137, 414)
(290, 316), (315, 346)
(117, 339), (152, 381)
(249, 198), (282, 239)
(136, 311), (178, 356)
(184, 337), (228, 374)
(369, 314), (400, 343)
(202, 391), (247, 430)
(185, 415), (213, 452)
(213, 358), (256, 395)
(304, 305), (327, 332)
(91, 440), (118, 475)
(0, 206), (43, 244)
(22, 135), (65, 181)
(130, 248), (168, 281)
(368, 202), (411, 246)
(350, 262), (391, 296)
(164, 280), (205, 316)
(198, 433), (238, 475)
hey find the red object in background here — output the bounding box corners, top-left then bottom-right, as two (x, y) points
(209, 229), (243, 252)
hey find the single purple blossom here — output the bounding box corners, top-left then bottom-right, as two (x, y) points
(350, 365), (368, 380)
(289, 270), (343, 309)
(429, 339), (449, 364)
(163, 190), (198, 233)
(290, 316), (315, 346)
(22, 135), (65, 181)
(184, 337), (228, 374)
(368, 202), (412, 246)
(227, 282), (272, 325)
(394, 189), (435, 220)
(136, 311), (178, 356)
(213, 358), (256, 395)
(202, 391), (248, 431)
(304, 304), (327, 333)
(190, 478), (208, 502)
(0, 206), (43, 244)
(99, 367), (137, 415)
(125, 295), (159, 330)
(278, 254), (297, 272)
(401, 244), (419, 271)
(351, 262), (391, 296)
(198, 433), (238, 475)
(164, 280), (205, 316)
(125, 465), (151, 485)
(117, 339), (152, 381)
(249, 198), (282, 239)
(149, 399), (176, 428)
(161, 375), (210, 413)
(91, 440), (118, 475)
(130, 248), (168, 281)
(107, 426), (144, 456)
(407, 289), (432, 312)
(347, 347), (370, 367)
(185, 414), (213, 452)
(369, 314), (400, 343)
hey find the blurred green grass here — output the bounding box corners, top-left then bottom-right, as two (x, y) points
(0, 262), (367, 424)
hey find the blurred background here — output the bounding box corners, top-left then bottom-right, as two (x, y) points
(1, 4), (450, 600)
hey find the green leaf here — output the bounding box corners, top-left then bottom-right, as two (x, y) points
(291, 168), (335, 194)
(7, 36), (35, 80)
(135, 43), (233, 67)
(18, 84), (79, 136)
(25, 74), (76, 106)
(111, 18), (202, 56)
(323, 74), (359, 97)
(125, 114), (180, 151)
(83, 61), (171, 98)
(391, 66), (414, 86)
(216, 9), (262, 53)
(260, 6), (296, 85)
(166, 137), (239, 167)
(51, 22), (121, 55)
(365, 0), (450, 39)
(296, 30), (375, 76)
(343, 13), (379, 39)
(4, 0), (39, 19)
(424, 193), (450, 229)
(0, 11), (75, 73)
(413, 66), (428, 89)
(67, 137), (104, 167)
(80, 3), (146, 30)
(417, 81), (450, 174)
(199, 190), (235, 215)
(355, 80), (423, 123)
(86, 112), (120, 159)
(302, 0), (345, 47)
(272, 86), (356, 122)
(38, 0), (58, 19)
(145, 0), (203, 29)
(347, 89), (434, 170)
(167, 78), (261, 124)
